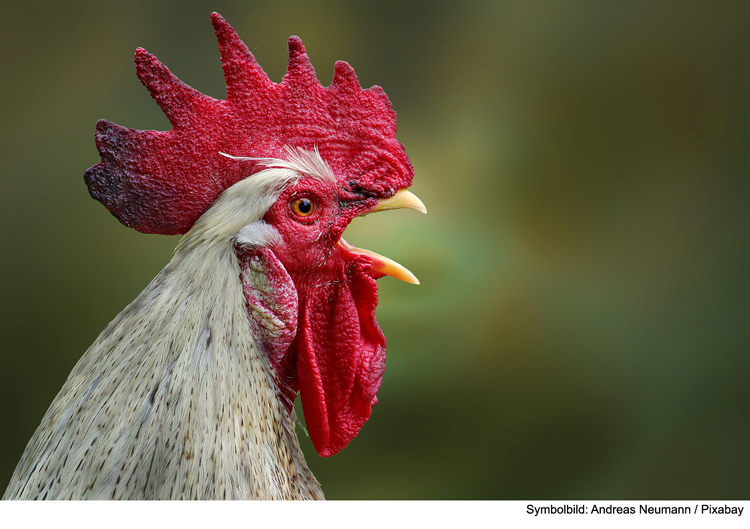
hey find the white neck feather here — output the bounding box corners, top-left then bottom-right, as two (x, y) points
(4, 160), (328, 500)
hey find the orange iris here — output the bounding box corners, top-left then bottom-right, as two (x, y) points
(291, 197), (316, 217)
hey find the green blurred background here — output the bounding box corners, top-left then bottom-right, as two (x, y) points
(1, 0), (747, 499)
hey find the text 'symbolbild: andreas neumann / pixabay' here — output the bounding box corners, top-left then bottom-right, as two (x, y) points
(526, 504), (744, 516)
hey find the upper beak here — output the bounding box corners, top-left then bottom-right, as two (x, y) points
(360, 189), (427, 216)
(339, 189), (426, 285)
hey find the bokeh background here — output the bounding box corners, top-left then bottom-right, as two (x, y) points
(1, 0), (747, 499)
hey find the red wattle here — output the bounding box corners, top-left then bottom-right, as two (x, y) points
(294, 261), (385, 457)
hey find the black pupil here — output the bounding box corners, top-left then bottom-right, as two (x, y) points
(296, 199), (312, 214)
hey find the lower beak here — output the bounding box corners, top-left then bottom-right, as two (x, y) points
(337, 238), (420, 285)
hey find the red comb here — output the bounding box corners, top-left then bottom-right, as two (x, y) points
(84, 13), (413, 235)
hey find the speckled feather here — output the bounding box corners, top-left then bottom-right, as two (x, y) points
(3, 164), (324, 500)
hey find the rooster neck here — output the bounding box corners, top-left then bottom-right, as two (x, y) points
(4, 241), (323, 500)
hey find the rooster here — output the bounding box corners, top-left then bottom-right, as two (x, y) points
(3, 13), (424, 500)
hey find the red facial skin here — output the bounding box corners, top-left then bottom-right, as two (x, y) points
(261, 178), (387, 457)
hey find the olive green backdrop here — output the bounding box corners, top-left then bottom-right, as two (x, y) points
(1, 0), (747, 499)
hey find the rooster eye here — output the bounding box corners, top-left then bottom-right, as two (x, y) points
(291, 197), (316, 218)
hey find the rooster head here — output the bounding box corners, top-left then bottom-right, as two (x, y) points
(84, 13), (423, 457)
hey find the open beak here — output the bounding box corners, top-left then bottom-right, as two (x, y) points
(338, 189), (426, 285)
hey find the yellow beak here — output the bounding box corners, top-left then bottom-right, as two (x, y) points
(340, 189), (426, 285)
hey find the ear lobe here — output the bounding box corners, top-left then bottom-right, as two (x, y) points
(236, 241), (298, 402)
